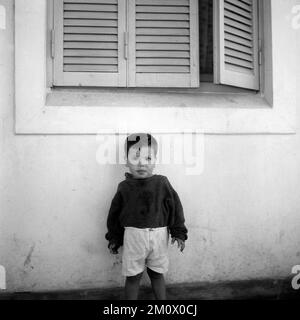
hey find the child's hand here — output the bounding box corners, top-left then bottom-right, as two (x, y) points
(108, 242), (119, 254)
(171, 237), (185, 252)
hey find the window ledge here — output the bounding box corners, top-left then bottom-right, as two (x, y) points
(46, 88), (265, 109)
(15, 0), (297, 135)
(40, 88), (292, 135)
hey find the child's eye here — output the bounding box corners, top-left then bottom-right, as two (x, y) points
(146, 156), (152, 161)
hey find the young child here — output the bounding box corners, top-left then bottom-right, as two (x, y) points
(105, 133), (188, 300)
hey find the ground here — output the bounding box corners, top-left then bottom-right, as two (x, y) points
(0, 278), (299, 300)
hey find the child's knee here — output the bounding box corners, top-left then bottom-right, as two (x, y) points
(126, 271), (143, 282)
(147, 268), (163, 279)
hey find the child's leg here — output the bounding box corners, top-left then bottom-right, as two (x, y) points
(146, 268), (166, 300)
(125, 271), (144, 300)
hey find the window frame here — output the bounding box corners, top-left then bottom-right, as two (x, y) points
(15, 0), (297, 134)
(48, 0), (261, 91)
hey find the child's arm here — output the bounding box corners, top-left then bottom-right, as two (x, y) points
(105, 187), (124, 254)
(171, 237), (185, 252)
(165, 178), (188, 248)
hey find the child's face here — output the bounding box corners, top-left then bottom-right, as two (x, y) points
(126, 145), (156, 179)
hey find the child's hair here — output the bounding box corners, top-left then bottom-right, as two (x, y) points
(125, 133), (158, 158)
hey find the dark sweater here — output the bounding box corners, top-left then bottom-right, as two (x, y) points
(105, 173), (188, 248)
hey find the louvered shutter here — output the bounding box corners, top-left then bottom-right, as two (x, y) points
(214, 0), (259, 90)
(128, 0), (199, 88)
(53, 0), (126, 86)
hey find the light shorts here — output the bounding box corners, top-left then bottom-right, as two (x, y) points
(122, 226), (169, 277)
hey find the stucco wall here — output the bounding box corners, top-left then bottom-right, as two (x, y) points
(1, 0), (300, 292)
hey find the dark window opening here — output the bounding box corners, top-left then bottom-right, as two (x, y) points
(199, 0), (214, 82)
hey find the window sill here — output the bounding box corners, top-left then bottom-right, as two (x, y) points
(43, 89), (292, 134)
(16, 81), (296, 134)
(40, 87), (293, 135)
(46, 86), (263, 109)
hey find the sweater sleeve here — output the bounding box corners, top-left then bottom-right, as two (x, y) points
(165, 178), (188, 241)
(105, 187), (124, 248)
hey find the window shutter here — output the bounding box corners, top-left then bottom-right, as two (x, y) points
(214, 0), (259, 90)
(53, 0), (126, 86)
(128, 0), (199, 88)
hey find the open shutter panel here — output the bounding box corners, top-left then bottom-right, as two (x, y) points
(53, 0), (126, 86)
(128, 0), (199, 88)
(214, 0), (259, 90)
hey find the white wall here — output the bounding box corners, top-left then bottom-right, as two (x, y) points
(1, 0), (300, 292)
